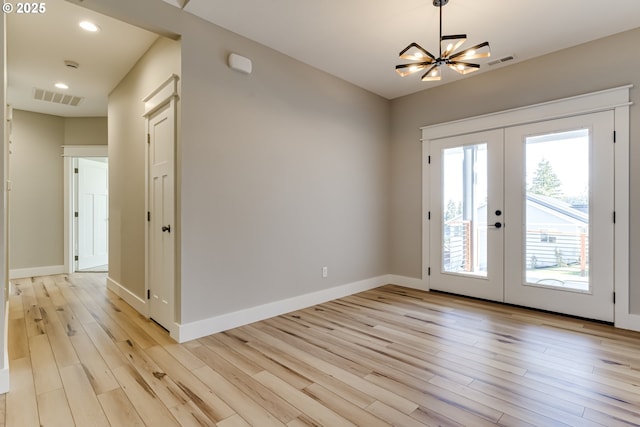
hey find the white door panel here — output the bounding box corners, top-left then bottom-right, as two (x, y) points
(148, 101), (175, 331)
(504, 112), (614, 321)
(430, 129), (504, 302)
(77, 158), (108, 270)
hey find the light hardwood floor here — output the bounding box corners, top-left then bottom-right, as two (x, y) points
(3, 273), (640, 426)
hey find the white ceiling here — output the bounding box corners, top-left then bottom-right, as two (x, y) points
(172, 0), (640, 99)
(7, 0), (640, 118)
(7, 0), (158, 117)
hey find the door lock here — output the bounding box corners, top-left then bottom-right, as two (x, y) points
(162, 225), (171, 233)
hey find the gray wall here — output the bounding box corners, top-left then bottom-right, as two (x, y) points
(65, 117), (109, 146)
(84, 0), (390, 325)
(389, 28), (640, 312)
(73, 0), (640, 322)
(9, 110), (107, 270)
(178, 18), (390, 323)
(108, 36), (179, 302)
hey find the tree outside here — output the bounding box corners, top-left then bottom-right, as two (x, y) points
(528, 158), (563, 198)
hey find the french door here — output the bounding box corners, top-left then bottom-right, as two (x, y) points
(430, 129), (504, 302)
(430, 112), (615, 322)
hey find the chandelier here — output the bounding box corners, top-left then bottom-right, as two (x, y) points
(395, 0), (490, 81)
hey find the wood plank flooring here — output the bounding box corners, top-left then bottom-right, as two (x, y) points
(3, 273), (640, 426)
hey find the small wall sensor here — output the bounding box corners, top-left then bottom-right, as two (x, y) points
(228, 53), (252, 75)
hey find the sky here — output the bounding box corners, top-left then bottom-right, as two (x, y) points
(441, 128), (590, 210)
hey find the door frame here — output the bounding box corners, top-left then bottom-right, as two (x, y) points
(421, 85), (635, 330)
(63, 145), (108, 274)
(143, 74), (179, 338)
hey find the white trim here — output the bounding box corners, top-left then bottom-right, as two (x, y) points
(64, 156), (74, 274)
(0, 300), (9, 394)
(143, 74), (179, 117)
(0, 366), (8, 394)
(176, 275), (390, 343)
(388, 274), (427, 291)
(421, 85), (635, 331)
(612, 102), (638, 331)
(106, 276), (147, 316)
(10, 265), (65, 279)
(422, 139), (431, 291)
(63, 145), (108, 274)
(421, 85), (632, 140)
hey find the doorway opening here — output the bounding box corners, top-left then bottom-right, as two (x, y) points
(63, 145), (108, 274)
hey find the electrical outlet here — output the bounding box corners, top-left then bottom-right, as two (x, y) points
(322, 266), (328, 278)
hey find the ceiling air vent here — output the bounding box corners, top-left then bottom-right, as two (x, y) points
(488, 55), (515, 66)
(33, 88), (83, 107)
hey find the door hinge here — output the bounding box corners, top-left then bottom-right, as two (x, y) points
(147, 289), (151, 300)
(428, 155), (431, 164)
(147, 133), (151, 144)
(428, 267), (431, 276)
(613, 131), (617, 143)
(74, 255), (79, 261)
(613, 292), (616, 304)
(428, 211), (431, 220)
(74, 167), (79, 174)
(147, 211), (151, 222)
(74, 211), (78, 218)
(613, 211), (616, 224)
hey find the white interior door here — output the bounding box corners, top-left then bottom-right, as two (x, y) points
(77, 158), (108, 270)
(430, 129), (504, 301)
(504, 112), (614, 322)
(148, 101), (175, 331)
(430, 112), (614, 322)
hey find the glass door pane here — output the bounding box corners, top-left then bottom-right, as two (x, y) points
(430, 129), (504, 302)
(524, 130), (589, 292)
(442, 144), (487, 276)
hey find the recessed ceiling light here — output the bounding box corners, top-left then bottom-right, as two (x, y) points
(79, 21), (100, 32)
(55, 83), (69, 90)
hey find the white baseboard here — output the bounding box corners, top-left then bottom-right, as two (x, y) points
(176, 275), (391, 343)
(0, 366), (8, 394)
(106, 276), (147, 316)
(9, 265), (65, 280)
(388, 275), (427, 291)
(615, 312), (640, 333)
(1, 299), (9, 394)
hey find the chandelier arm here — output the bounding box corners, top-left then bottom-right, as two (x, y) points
(421, 64), (440, 81)
(395, 61), (435, 71)
(399, 42), (436, 61)
(447, 61), (480, 69)
(449, 41), (490, 60)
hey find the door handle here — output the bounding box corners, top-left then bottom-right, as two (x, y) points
(488, 222), (502, 229)
(162, 225), (171, 233)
